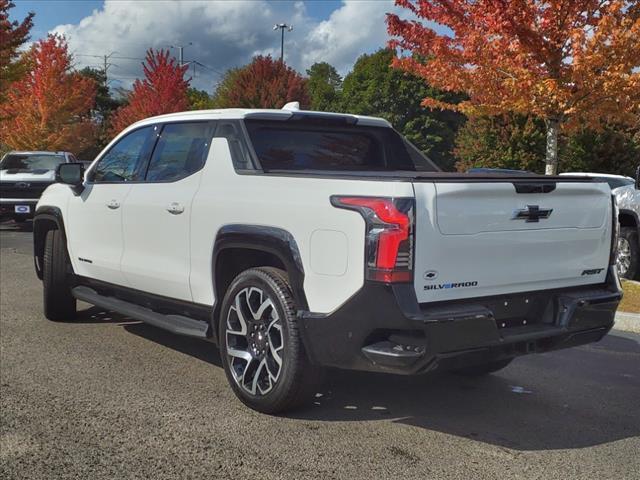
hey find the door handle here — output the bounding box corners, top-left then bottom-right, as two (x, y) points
(107, 200), (120, 210)
(166, 202), (185, 215)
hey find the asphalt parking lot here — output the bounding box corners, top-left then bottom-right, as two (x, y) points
(1, 221), (639, 480)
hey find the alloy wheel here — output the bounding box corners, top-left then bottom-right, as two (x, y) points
(225, 287), (284, 396)
(616, 237), (632, 278)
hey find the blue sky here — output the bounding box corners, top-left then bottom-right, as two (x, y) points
(10, 0), (397, 91)
(11, 0), (345, 38)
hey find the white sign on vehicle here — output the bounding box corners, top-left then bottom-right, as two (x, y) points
(14, 205), (31, 214)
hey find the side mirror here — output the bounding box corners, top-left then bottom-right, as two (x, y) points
(56, 162), (85, 195)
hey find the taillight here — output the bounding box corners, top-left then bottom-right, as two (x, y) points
(610, 194), (620, 267)
(331, 196), (414, 283)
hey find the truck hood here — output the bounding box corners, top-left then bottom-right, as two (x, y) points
(0, 169), (56, 182)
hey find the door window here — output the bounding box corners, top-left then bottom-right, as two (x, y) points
(145, 122), (215, 182)
(92, 126), (155, 182)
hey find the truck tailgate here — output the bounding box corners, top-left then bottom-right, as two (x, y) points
(412, 181), (613, 303)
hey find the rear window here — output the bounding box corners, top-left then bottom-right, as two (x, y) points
(244, 120), (439, 172)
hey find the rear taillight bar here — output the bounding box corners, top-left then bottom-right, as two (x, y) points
(331, 196), (414, 283)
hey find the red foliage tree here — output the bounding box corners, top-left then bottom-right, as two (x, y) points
(0, 34), (96, 152)
(387, 0), (640, 174)
(0, 0), (34, 101)
(214, 56), (309, 109)
(110, 49), (190, 134)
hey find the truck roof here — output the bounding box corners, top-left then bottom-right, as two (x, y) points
(128, 106), (392, 130)
(4, 151), (69, 156)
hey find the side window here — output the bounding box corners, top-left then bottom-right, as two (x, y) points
(93, 126), (154, 182)
(145, 122), (215, 182)
(214, 121), (254, 170)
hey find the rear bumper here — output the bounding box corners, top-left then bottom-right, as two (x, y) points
(298, 268), (622, 374)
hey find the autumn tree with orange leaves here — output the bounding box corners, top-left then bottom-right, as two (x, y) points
(0, 34), (97, 152)
(109, 49), (190, 134)
(387, 0), (640, 174)
(213, 56), (309, 109)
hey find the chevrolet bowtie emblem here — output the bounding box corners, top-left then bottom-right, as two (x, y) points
(512, 205), (553, 222)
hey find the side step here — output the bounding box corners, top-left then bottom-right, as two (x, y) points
(72, 286), (210, 339)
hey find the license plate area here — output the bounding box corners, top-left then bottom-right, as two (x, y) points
(14, 205), (31, 214)
(488, 293), (554, 329)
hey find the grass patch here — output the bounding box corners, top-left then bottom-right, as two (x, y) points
(619, 280), (640, 313)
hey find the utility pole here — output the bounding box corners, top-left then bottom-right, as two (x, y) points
(273, 23), (293, 63)
(102, 51), (117, 88)
(170, 42), (192, 67)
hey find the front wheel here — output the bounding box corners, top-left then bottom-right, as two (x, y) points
(43, 229), (76, 321)
(219, 267), (321, 413)
(617, 227), (638, 280)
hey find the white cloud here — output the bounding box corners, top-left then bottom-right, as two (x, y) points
(51, 0), (404, 92)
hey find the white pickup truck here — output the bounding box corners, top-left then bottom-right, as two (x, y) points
(33, 106), (622, 413)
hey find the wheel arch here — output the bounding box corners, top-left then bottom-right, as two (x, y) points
(211, 225), (307, 344)
(33, 206), (67, 280)
(619, 209), (640, 247)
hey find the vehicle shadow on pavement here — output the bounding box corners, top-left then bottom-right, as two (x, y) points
(73, 305), (640, 452)
(291, 333), (640, 452)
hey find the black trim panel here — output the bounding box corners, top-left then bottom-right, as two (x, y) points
(75, 276), (213, 327)
(33, 206), (67, 280)
(298, 269), (622, 374)
(212, 224), (307, 309)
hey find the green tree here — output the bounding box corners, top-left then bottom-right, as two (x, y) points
(211, 67), (242, 108)
(339, 49), (464, 170)
(187, 88), (214, 110)
(78, 67), (123, 119)
(0, 0), (34, 102)
(454, 115), (547, 172)
(77, 67), (124, 160)
(306, 62), (342, 111)
(455, 114), (639, 176)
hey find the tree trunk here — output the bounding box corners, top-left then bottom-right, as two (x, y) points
(544, 118), (559, 175)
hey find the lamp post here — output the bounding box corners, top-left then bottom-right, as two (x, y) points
(273, 23), (293, 63)
(170, 42), (192, 67)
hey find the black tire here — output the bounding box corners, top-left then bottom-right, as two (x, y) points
(218, 267), (322, 414)
(43, 229), (76, 321)
(453, 358), (514, 376)
(617, 227), (638, 280)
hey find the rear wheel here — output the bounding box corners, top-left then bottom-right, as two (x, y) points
(453, 358), (513, 376)
(43, 229), (76, 321)
(219, 267), (321, 413)
(617, 227), (638, 280)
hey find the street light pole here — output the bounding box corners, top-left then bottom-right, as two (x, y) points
(170, 42), (192, 67)
(273, 23), (293, 63)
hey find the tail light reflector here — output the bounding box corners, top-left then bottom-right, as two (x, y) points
(331, 196), (414, 283)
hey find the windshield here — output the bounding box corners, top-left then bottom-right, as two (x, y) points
(0, 153), (65, 172)
(244, 120), (439, 172)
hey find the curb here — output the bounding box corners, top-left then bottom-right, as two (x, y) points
(613, 311), (640, 334)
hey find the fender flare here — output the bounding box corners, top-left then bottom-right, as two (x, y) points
(618, 208), (640, 245)
(212, 224), (308, 312)
(32, 206), (67, 280)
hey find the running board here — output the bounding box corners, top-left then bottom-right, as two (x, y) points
(72, 286), (210, 338)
